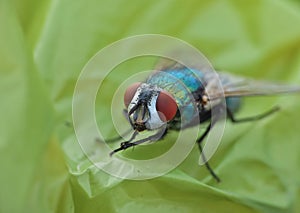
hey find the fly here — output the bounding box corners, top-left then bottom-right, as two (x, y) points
(108, 61), (300, 182)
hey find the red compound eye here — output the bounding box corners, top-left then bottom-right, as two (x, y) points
(124, 82), (142, 107)
(156, 91), (177, 121)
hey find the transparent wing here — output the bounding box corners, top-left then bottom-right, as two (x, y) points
(208, 72), (300, 100)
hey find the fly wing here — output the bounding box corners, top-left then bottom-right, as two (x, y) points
(208, 72), (300, 100)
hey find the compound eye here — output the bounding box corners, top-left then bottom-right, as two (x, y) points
(156, 90), (177, 122)
(124, 82), (142, 107)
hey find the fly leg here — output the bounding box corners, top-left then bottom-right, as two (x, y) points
(110, 128), (167, 156)
(197, 121), (221, 183)
(227, 106), (280, 123)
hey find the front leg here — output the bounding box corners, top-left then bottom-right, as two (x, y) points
(110, 128), (167, 156)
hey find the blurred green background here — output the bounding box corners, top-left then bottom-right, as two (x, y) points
(1, 0), (300, 212)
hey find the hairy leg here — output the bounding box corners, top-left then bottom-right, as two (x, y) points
(110, 128), (167, 156)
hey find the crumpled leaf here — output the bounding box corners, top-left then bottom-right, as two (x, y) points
(1, 0), (300, 212)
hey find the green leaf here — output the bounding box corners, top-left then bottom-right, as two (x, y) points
(1, 0), (300, 212)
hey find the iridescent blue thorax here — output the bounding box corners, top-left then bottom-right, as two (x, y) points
(146, 68), (204, 128)
(164, 69), (204, 91)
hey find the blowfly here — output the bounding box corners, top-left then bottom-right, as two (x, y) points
(108, 60), (300, 182)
